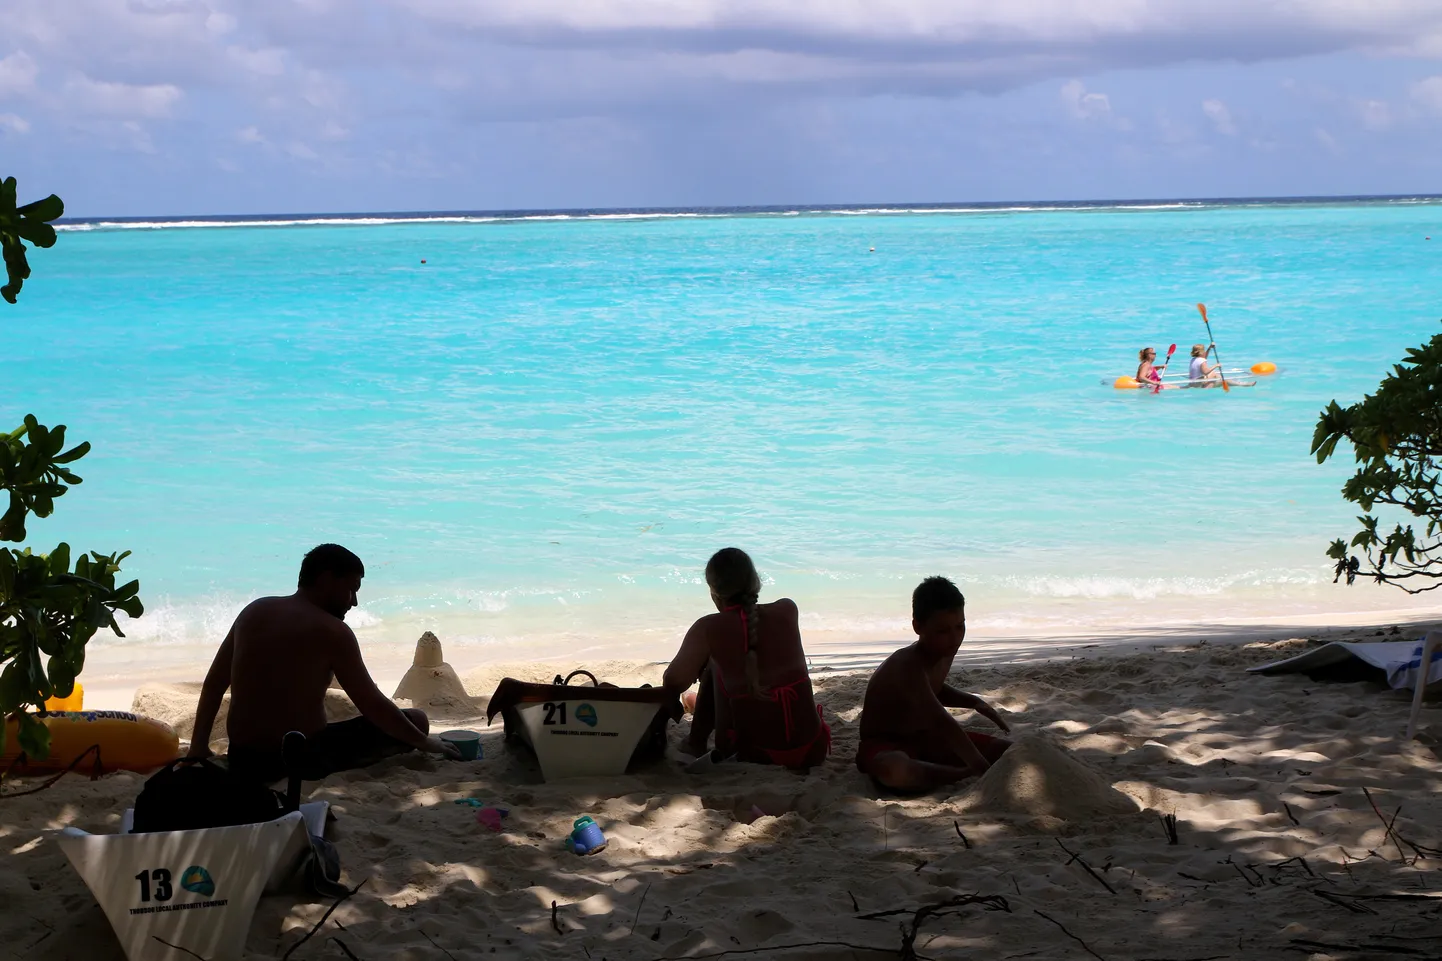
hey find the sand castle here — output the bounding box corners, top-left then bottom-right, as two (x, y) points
(392, 631), (471, 709)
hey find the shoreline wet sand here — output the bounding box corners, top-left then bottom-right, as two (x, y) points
(78, 605), (1442, 712)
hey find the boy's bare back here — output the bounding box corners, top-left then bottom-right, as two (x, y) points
(858, 643), (952, 742)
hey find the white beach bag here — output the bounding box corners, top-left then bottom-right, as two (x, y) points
(57, 801), (328, 961)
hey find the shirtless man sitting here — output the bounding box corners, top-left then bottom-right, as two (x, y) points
(856, 576), (1011, 792)
(188, 544), (460, 782)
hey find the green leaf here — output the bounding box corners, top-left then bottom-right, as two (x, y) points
(0, 496), (26, 542)
(15, 194), (64, 223)
(1, 237), (30, 303)
(52, 441), (91, 465)
(43, 424), (65, 457)
(48, 542), (71, 577)
(26, 644), (49, 701)
(0, 660), (27, 714)
(16, 713), (51, 761)
(15, 221), (57, 249)
(47, 656), (75, 699)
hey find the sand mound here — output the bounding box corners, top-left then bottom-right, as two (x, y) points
(132, 682), (208, 739)
(957, 735), (1138, 819)
(132, 682), (362, 749)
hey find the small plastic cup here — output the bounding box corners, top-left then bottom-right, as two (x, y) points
(568, 816), (607, 855)
(439, 730), (482, 761)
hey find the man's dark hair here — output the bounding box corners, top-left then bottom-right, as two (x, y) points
(298, 544), (365, 588)
(912, 575), (965, 623)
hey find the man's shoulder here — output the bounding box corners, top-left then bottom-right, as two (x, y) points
(236, 595), (351, 641)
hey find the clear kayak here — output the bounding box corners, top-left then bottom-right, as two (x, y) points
(1109, 361), (1276, 390)
(1106, 376), (1259, 390)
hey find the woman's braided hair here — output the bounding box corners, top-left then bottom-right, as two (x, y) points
(705, 547), (765, 697)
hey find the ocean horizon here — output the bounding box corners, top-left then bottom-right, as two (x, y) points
(53, 192), (1442, 230)
(10, 193), (1442, 674)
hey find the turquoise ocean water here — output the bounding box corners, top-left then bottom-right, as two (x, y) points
(8, 199), (1442, 664)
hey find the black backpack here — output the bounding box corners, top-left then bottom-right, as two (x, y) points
(131, 741), (350, 898)
(132, 756), (287, 834)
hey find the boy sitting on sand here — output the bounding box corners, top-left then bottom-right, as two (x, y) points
(856, 576), (1011, 792)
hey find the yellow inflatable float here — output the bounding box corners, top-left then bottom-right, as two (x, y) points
(2, 711), (178, 774)
(1113, 376), (1140, 389)
(44, 681), (85, 712)
(1250, 362), (1277, 375)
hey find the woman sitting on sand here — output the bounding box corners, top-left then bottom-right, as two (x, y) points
(662, 547), (831, 769)
(1135, 347), (1164, 386)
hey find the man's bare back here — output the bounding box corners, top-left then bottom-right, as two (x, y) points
(855, 578), (1012, 793)
(189, 545), (458, 782)
(224, 594), (351, 749)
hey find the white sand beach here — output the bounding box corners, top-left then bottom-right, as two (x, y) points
(6, 621), (1442, 961)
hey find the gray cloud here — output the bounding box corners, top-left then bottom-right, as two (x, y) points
(5, 0), (1442, 214)
(10, 1), (1442, 108)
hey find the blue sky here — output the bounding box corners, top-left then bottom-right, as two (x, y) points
(3, 1), (1442, 216)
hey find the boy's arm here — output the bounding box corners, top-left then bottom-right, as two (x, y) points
(926, 688), (991, 775)
(939, 685), (1011, 732)
(188, 628), (235, 757)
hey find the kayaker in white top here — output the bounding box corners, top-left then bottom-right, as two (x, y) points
(1189, 343), (1221, 385)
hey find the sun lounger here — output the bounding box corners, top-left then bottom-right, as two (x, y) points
(1248, 633), (1442, 739)
(1407, 632), (1442, 740)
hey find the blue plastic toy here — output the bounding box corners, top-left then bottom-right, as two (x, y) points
(566, 816), (607, 855)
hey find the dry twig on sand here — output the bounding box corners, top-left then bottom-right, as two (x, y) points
(858, 894), (1011, 961)
(954, 820), (971, 848)
(630, 883), (651, 936)
(1312, 889), (1378, 914)
(1364, 788), (1411, 863)
(150, 936), (208, 961)
(418, 930), (458, 961)
(1360, 788), (1442, 864)
(1034, 909), (1107, 961)
(1288, 938), (1432, 956)
(329, 937), (363, 961)
(661, 941), (894, 959)
(1055, 839), (1116, 895)
(281, 878), (369, 961)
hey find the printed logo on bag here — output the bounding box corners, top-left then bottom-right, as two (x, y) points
(574, 703), (598, 727)
(180, 866), (216, 897)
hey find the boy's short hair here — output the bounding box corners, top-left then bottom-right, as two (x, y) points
(298, 543), (365, 588)
(912, 575), (965, 623)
